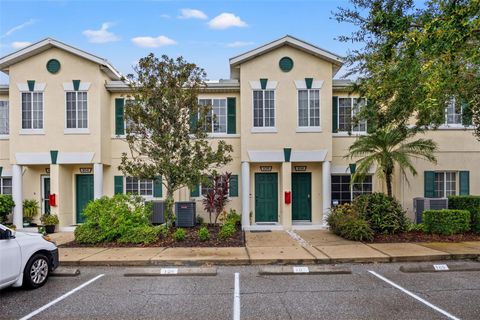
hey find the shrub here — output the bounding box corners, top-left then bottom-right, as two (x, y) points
(23, 199), (39, 223)
(173, 228), (186, 241)
(226, 209), (241, 225)
(423, 209), (471, 235)
(40, 214), (59, 225)
(448, 196), (480, 234)
(74, 194), (155, 244)
(198, 227), (210, 241)
(406, 222), (425, 232)
(117, 225), (162, 244)
(0, 195), (15, 223)
(353, 193), (408, 234)
(218, 221), (237, 240)
(74, 224), (105, 244)
(327, 203), (374, 241)
(196, 215), (204, 225)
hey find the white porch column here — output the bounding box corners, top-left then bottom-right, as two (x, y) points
(12, 164), (23, 227)
(322, 160), (331, 224)
(241, 161), (250, 229)
(93, 163), (103, 199)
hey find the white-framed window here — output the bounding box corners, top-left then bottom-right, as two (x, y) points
(66, 91), (88, 129)
(331, 175), (373, 205)
(298, 89), (320, 127)
(126, 177), (153, 196)
(0, 177), (12, 195)
(445, 99), (463, 125)
(200, 175), (228, 196)
(434, 172), (457, 198)
(0, 101), (8, 135)
(253, 90), (275, 128)
(21, 92), (43, 129)
(199, 99), (227, 133)
(338, 97), (367, 133)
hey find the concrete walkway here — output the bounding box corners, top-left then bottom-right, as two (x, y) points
(54, 230), (480, 266)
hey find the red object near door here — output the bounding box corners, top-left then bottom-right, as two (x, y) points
(285, 191), (291, 204)
(49, 194), (56, 207)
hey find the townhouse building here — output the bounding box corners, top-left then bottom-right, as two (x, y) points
(0, 35), (478, 231)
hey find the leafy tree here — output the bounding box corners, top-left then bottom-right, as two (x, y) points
(119, 54), (233, 228)
(334, 0), (480, 137)
(346, 125), (437, 197)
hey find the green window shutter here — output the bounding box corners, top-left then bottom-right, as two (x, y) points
(190, 184), (200, 197)
(461, 101), (472, 126)
(227, 97), (236, 134)
(424, 171), (435, 198)
(190, 108), (198, 133)
(229, 175), (239, 197)
(153, 176), (162, 197)
(459, 171), (470, 195)
(114, 176), (124, 194)
(332, 96), (338, 133)
(115, 98), (125, 135)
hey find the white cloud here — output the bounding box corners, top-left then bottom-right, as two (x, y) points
(208, 13), (247, 29)
(179, 8), (208, 20)
(227, 41), (255, 48)
(131, 35), (177, 48)
(82, 22), (120, 43)
(11, 41), (32, 49)
(1, 19), (36, 38)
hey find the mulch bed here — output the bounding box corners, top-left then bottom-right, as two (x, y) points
(371, 231), (480, 243)
(60, 225), (244, 248)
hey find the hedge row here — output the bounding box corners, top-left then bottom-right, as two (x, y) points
(448, 196), (480, 234)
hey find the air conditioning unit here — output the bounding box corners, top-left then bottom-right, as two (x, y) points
(175, 201), (196, 227)
(413, 197), (449, 223)
(149, 201), (166, 225)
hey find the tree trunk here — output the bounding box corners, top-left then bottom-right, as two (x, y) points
(164, 189), (175, 229)
(385, 173), (393, 197)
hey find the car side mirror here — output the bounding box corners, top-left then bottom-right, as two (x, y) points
(0, 229), (14, 240)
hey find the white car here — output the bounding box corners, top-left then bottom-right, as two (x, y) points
(0, 224), (59, 290)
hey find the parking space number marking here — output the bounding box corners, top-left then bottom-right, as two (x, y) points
(433, 264), (449, 271)
(293, 266), (309, 273)
(161, 268), (178, 275)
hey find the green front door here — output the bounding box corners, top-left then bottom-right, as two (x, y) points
(42, 177), (51, 214)
(255, 173), (278, 222)
(292, 173), (312, 221)
(76, 174), (94, 223)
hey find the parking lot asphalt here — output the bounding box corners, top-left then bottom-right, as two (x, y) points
(1, 261), (479, 320)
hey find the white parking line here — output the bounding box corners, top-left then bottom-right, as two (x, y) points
(368, 270), (460, 320)
(233, 272), (240, 320)
(19, 274), (105, 320)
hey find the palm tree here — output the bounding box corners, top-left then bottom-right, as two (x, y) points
(346, 125), (437, 197)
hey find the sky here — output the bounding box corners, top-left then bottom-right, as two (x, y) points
(0, 0), (361, 83)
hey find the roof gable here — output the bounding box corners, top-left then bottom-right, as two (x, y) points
(0, 38), (121, 80)
(229, 35), (344, 73)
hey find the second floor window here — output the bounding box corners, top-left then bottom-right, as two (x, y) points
(253, 90), (275, 127)
(22, 92), (43, 129)
(338, 97), (367, 133)
(0, 101), (8, 135)
(445, 99), (462, 125)
(298, 89), (320, 127)
(66, 92), (88, 129)
(199, 99), (227, 133)
(126, 177), (153, 196)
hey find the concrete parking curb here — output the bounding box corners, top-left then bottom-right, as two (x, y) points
(400, 262), (480, 273)
(50, 268), (81, 277)
(123, 267), (217, 277)
(259, 265), (351, 275)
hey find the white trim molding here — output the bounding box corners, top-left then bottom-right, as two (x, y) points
(294, 80), (324, 90)
(63, 82), (91, 91)
(290, 150), (327, 162)
(15, 152), (95, 165)
(15, 152), (51, 165)
(249, 80), (278, 90)
(248, 150), (284, 162)
(57, 152), (95, 164)
(16, 83), (46, 92)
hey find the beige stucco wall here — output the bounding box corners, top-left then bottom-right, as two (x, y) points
(239, 45), (333, 161)
(7, 47), (105, 162)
